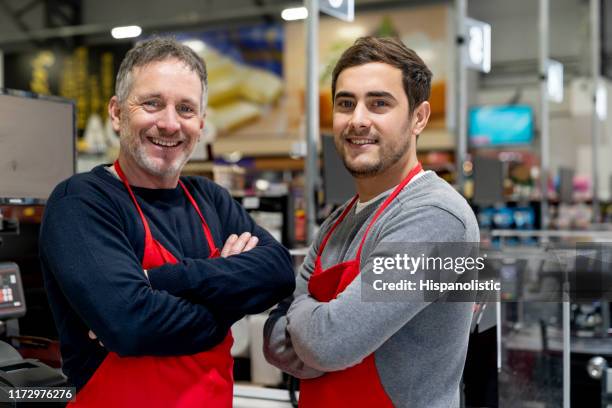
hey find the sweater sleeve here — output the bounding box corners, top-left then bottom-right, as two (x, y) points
(285, 206), (471, 372)
(262, 241), (325, 379)
(147, 181), (295, 318)
(40, 195), (231, 357)
(261, 207), (346, 379)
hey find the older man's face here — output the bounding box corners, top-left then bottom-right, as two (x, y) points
(114, 58), (204, 181)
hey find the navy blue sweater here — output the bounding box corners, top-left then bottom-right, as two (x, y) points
(39, 164), (295, 390)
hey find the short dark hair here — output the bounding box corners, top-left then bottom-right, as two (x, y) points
(331, 36), (432, 114)
(115, 37), (208, 110)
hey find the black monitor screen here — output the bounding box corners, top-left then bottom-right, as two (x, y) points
(322, 135), (354, 206)
(473, 156), (504, 206)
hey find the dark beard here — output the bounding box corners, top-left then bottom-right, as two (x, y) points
(343, 158), (383, 178)
(340, 137), (411, 178)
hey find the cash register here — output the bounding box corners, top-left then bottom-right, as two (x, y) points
(0, 262), (66, 392)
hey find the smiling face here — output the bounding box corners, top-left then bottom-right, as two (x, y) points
(333, 62), (414, 179)
(109, 58), (204, 187)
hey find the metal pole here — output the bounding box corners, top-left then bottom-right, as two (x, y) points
(603, 368), (610, 406)
(539, 0), (550, 229)
(305, 0), (319, 244)
(562, 287), (571, 408)
(591, 0), (601, 223)
(0, 50), (4, 88)
(455, 0), (467, 192)
(560, 222), (570, 408)
(496, 297), (501, 373)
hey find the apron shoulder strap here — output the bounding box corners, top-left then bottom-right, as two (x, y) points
(178, 180), (218, 255)
(113, 161), (154, 248)
(354, 162), (423, 263)
(315, 195), (359, 268)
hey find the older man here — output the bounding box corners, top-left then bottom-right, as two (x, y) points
(264, 36), (479, 408)
(40, 37), (294, 407)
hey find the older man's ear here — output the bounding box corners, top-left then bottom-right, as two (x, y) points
(108, 96), (122, 133)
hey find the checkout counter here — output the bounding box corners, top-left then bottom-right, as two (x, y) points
(234, 385), (293, 408)
(0, 262), (67, 405)
(484, 229), (612, 407)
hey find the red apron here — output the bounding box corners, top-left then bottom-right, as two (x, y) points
(71, 161), (234, 408)
(299, 163), (423, 408)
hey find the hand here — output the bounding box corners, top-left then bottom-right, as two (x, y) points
(88, 330), (104, 347)
(221, 232), (258, 258)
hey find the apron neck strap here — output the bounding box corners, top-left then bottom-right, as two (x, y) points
(113, 160), (218, 256)
(315, 195), (359, 268)
(315, 162), (423, 268)
(178, 180), (217, 255)
(354, 162), (423, 262)
(114, 160), (154, 248)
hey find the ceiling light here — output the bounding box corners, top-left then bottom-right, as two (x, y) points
(281, 7), (308, 21)
(111, 25), (142, 39)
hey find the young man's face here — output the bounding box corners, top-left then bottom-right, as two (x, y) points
(332, 62), (416, 179)
(111, 58), (204, 179)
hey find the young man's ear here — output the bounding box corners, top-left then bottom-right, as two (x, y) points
(411, 101), (431, 137)
(108, 96), (122, 133)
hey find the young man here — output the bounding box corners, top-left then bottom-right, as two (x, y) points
(40, 37), (295, 407)
(264, 37), (479, 407)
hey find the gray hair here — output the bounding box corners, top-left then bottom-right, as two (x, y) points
(115, 37), (208, 112)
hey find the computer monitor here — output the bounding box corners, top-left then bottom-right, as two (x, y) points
(472, 156), (504, 206)
(469, 105), (534, 147)
(0, 90), (75, 203)
(321, 135), (355, 206)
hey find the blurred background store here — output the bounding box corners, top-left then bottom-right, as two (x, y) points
(1, 0), (612, 406)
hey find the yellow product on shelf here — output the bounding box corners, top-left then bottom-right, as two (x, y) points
(240, 68), (283, 104)
(208, 101), (262, 133)
(199, 49), (235, 80)
(195, 45), (284, 135)
(207, 75), (243, 106)
(76, 138), (89, 153)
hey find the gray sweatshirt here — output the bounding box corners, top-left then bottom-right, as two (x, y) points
(263, 171), (480, 408)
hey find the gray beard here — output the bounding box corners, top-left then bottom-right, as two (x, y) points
(119, 131), (188, 179)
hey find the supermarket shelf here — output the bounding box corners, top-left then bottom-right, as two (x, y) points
(213, 134), (305, 157)
(183, 162), (215, 175)
(213, 128), (455, 157)
(184, 158), (304, 173)
(252, 157), (304, 171)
